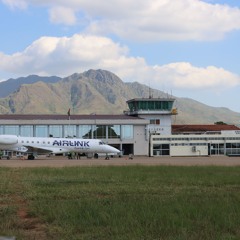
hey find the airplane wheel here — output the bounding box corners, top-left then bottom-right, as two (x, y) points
(28, 155), (35, 160)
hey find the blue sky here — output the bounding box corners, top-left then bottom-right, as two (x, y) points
(0, 0), (240, 113)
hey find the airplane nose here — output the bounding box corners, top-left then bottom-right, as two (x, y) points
(109, 146), (120, 153)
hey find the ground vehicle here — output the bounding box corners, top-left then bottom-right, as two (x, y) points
(0, 150), (11, 159)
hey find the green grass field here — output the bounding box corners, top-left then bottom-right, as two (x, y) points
(0, 166), (240, 239)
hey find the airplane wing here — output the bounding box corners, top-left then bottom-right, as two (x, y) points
(23, 145), (69, 155)
(24, 146), (52, 154)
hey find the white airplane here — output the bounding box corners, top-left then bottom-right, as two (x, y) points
(0, 135), (120, 160)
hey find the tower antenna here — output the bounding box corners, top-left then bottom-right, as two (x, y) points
(148, 83), (153, 99)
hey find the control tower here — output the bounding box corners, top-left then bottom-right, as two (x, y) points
(125, 98), (177, 135)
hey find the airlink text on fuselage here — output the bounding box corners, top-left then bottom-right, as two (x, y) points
(52, 140), (90, 148)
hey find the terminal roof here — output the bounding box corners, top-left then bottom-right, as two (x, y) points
(172, 124), (240, 134)
(0, 114), (142, 120)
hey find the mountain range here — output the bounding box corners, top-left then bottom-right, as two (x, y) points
(0, 69), (239, 124)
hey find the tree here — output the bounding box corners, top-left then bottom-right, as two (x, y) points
(214, 121), (227, 125)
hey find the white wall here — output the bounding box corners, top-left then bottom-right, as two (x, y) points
(144, 114), (172, 135)
(134, 125), (148, 155)
(170, 145), (208, 156)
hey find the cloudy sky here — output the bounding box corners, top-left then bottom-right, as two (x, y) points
(0, 0), (240, 112)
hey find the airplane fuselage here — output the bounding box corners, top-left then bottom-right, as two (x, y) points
(0, 135), (120, 155)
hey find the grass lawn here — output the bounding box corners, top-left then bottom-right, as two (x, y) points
(0, 166), (240, 239)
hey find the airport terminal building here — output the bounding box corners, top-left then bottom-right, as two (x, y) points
(0, 97), (240, 157)
(151, 126), (240, 157)
(0, 113), (149, 156)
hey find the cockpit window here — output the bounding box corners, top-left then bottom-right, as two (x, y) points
(99, 141), (105, 145)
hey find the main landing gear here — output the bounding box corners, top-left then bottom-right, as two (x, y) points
(27, 154), (35, 160)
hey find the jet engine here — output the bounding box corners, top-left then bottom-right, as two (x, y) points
(0, 135), (18, 144)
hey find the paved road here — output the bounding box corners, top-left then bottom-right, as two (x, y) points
(1, 155), (240, 168)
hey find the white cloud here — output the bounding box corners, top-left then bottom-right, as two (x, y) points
(0, 34), (239, 93)
(49, 6), (77, 25)
(0, 34), (130, 76)
(2, 0), (27, 9)
(151, 63), (240, 91)
(2, 0), (240, 41)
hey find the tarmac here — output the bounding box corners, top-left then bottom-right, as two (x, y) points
(1, 155), (240, 168)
